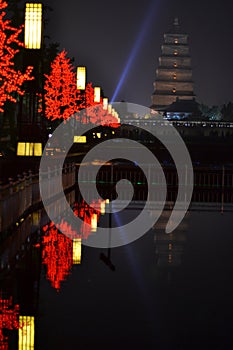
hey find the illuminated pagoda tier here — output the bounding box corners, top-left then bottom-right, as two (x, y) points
(151, 18), (195, 111)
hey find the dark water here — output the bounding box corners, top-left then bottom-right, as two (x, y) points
(1, 200), (233, 349)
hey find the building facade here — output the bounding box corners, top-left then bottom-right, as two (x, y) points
(151, 18), (195, 110)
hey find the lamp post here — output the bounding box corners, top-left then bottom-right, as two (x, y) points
(17, 2), (43, 156)
(76, 66), (86, 90)
(24, 3), (43, 49)
(94, 86), (101, 103)
(103, 97), (108, 110)
(76, 66), (86, 123)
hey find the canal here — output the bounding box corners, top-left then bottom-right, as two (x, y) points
(0, 184), (233, 349)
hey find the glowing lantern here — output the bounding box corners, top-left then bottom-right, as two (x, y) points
(94, 87), (101, 103)
(73, 136), (87, 143)
(34, 143), (42, 156)
(103, 98), (108, 110)
(77, 66), (86, 90)
(91, 213), (98, 232)
(72, 238), (82, 264)
(18, 316), (35, 350)
(24, 3), (43, 49)
(17, 142), (42, 156)
(108, 104), (112, 114)
(100, 200), (106, 214)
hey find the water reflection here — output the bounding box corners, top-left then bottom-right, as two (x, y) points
(18, 316), (35, 350)
(38, 198), (107, 291)
(1, 188), (233, 348)
(0, 296), (20, 349)
(154, 211), (188, 266)
(40, 223), (73, 291)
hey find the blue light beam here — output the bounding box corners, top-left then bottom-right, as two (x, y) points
(111, 0), (160, 103)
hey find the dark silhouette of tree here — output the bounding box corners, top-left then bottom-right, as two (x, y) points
(221, 102), (233, 121)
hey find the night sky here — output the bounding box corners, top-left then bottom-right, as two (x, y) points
(45, 0), (233, 108)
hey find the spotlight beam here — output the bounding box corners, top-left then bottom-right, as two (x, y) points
(111, 0), (160, 103)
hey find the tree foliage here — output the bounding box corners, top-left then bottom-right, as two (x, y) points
(198, 103), (222, 121)
(43, 50), (120, 126)
(0, 0), (34, 112)
(221, 102), (233, 121)
(43, 50), (80, 121)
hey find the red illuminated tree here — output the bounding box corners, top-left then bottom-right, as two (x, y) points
(43, 50), (81, 121)
(0, 0), (34, 112)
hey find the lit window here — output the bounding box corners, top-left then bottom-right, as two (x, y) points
(173, 74), (177, 80)
(172, 88), (176, 93)
(174, 62), (177, 68)
(174, 38), (178, 44)
(174, 50), (178, 56)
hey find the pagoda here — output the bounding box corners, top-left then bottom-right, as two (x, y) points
(151, 18), (195, 110)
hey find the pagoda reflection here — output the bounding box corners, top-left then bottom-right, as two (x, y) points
(154, 210), (189, 267)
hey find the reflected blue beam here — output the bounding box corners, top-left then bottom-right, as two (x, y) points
(113, 211), (156, 320)
(111, 0), (160, 103)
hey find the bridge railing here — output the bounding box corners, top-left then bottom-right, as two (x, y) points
(0, 163), (75, 233)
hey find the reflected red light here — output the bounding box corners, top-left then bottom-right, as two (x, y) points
(74, 199), (102, 239)
(41, 223), (73, 291)
(0, 296), (20, 349)
(40, 200), (103, 290)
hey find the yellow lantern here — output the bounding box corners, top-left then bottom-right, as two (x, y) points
(108, 104), (112, 114)
(91, 213), (98, 232)
(77, 67), (86, 90)
(18, 316), (35, 349)
(17, 142), (42, 156)
(103, 98), (108, 110)
(24, 3), (43, 49)
(73, 238), (82, 264)
(73, 136), (87, 143)
(94, 87), (101, 103)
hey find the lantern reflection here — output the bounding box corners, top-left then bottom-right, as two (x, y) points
(18, 316), (35, 350)
(91, 213), (98, 232)
(72, 238), (82, 264)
